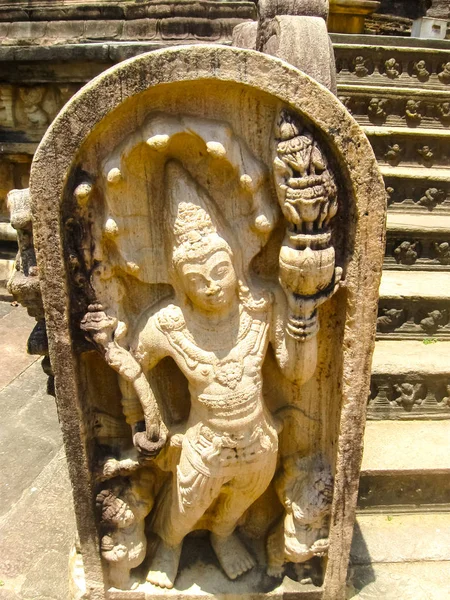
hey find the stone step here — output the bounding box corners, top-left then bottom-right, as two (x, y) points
(385, 212), (450, 272)
(383, 165), (450, 215)
(363, 126), (450, 171)
(377, 270), (450, 340)
(349, 560), (450, 600)
(332, 33), (450, 94)
(352, 512), (450, 563)
(337, 84), (450, 131)
(358, 420), (450, 510)
(369, 339), (450, 420)
(350, 511), (450, 599)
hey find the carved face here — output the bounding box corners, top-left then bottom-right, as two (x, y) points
(179, 250), (237, 313)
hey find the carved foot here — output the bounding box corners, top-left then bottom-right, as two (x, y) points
(211, 532), (255, 580)
(266, 564), (284, 578)
(146, 540), (182, 589)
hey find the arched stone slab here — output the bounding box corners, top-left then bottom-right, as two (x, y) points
(27, 45), (385, 600)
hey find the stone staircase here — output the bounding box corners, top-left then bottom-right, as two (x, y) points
(0, 18), (449, 596)
(332, 32), (450, 597)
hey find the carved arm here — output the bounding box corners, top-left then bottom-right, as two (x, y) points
(81, 304), (168, 457)
(271, 111), (342, 385)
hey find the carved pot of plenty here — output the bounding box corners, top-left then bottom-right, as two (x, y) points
(279, 242), (335, 296)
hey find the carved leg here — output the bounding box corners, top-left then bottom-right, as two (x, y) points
(108, 563), (132, 590)
(266, 519), (285, 578)
(210, 456), (277, 580)
(146, 540), (182, 589)
(148, 452), (226, 588)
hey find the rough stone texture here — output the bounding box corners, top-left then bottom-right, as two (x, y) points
(257, 15), (337, 91)
(427, 0), (450, 18)
(0, 446), (76, 599)
(0, 1), (257, 46)
(26, 45), (384, 599)
(0, 359), (61, 517)
(253, 0), (337, 92)
(257, 0), (329, 20)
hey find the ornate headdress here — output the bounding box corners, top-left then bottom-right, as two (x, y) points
(172, 202), (232, 267)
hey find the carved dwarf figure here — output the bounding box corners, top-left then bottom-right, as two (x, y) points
(393, 241), (420, 265)
(266, 453), (333, 578)
(16, 86), (49, 127)
(438, 101), (450, 123)
(419, 188), (444, 210)
(385, 143), (403, 165)
(438, 62), (450, 84)
(96, 470), (155, 589)
(417, 145), (434, 164)
(384, 58), (400, 79)
(405, 99), (422, 124)
(434, 241), (450, 265)
(353, 56), (370, 77)
(412, 60), (430, 82)
(367, 98), (389, 122)
(394, 383), (425, 411)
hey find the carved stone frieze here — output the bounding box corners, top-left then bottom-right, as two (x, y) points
(369, 133), (449, 169)
(369, 376), (450, 419)
(0, 5), (256, 47)
(334, 43), (450, 90)
(385, 231), (450, 270)
(377, 300), (450, 339)
(16, 45), (384, 600)
(384, 179), (450, 214)
(337, 90), (450, 129)
(0, 83), (81, 138)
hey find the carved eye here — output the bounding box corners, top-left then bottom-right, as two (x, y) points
(212, 262), (231, 279)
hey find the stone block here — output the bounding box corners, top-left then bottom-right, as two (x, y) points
(84, 20), (123, 40)
(46, 20), (86, 40)
(121, 18), (158, 41)
(8, 21), (47, 40)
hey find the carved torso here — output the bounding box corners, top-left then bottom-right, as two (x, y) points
(141, 301), (279, 476)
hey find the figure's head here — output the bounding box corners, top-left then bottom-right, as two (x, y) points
(172, 202), (238, 314)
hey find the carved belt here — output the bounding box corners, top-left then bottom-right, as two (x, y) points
(196, 383), (262, 420)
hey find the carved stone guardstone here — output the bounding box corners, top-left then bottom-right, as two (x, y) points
(12, 45), (385, 600)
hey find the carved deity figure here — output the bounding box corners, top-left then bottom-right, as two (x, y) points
(80, 111), (341, 590)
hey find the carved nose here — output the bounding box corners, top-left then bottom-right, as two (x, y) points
(206, 281), (220, 295)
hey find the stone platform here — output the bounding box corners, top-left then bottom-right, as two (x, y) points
(0, 302), (449, 599)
